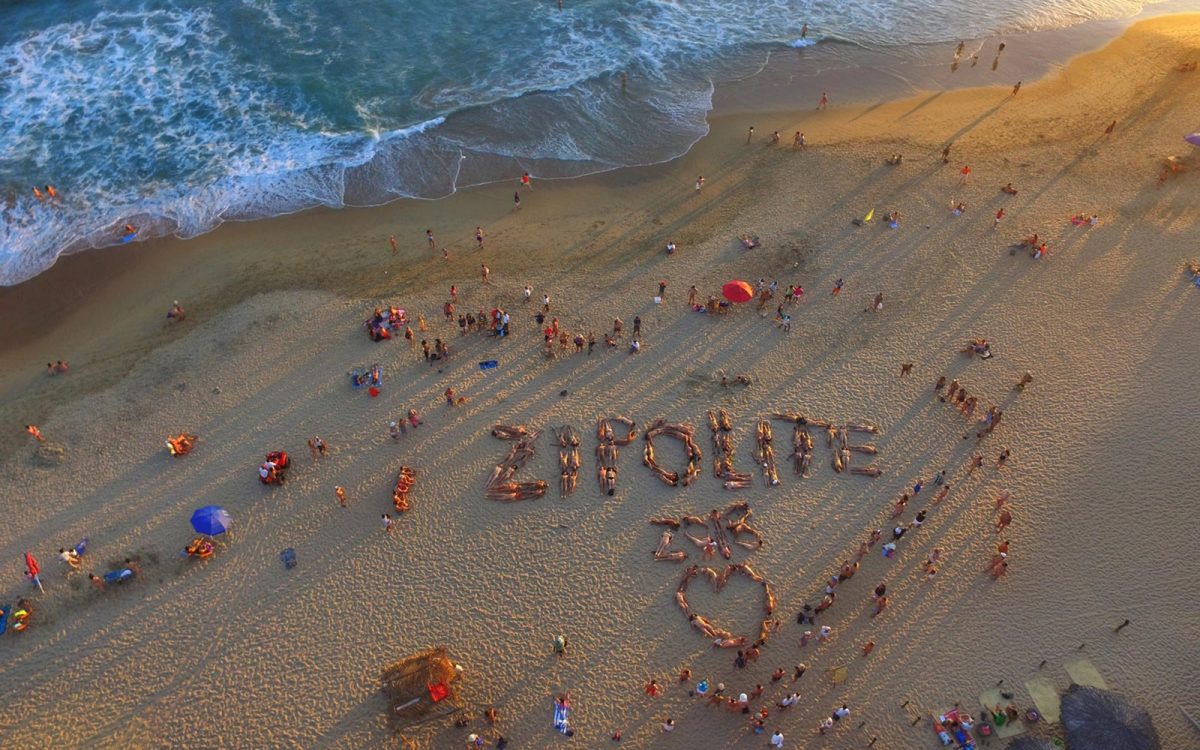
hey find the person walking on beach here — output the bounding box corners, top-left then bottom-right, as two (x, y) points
(335, 486), (347, 507)
(658, 280), (667, 298)
(1014, 371), (1033, 391)
(426, 229), (436, 251)
(481, 264), (491, 285)
(695, 176), (705, 192)
(1011, 80), (1021, 96)
(959, 165), (971, 185)
(995, 509), (1013, 533)
(308, 436), (328, 460)
(818, 91), (828, 110)
(941, 142), (953, 163)
(381, 513), (395, 534)
(994, 208), (1005, 228)
(475, 227), (485, 248)
(793, 131), (805, 149)
(513, 191), (521, 210)
(521, 172), (533, 190)
(746, 126), (755, 144)
(633, 316), (642, 337)
(389, 235), (398, 255)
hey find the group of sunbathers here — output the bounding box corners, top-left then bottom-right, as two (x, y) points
(393, 467), (416, 512)
(364, 306), (408, 341)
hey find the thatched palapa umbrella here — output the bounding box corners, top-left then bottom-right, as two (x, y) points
(1060, 684), (1161, 750)
(381, 647), (463, 726)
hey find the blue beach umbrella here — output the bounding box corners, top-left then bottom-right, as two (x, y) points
(190, 505), (232, 536)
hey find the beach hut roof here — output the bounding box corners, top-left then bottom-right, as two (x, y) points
(380, 647), (463, 724)
(1060, 684), (1161, 750)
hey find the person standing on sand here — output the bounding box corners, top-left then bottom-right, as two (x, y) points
(959, 165), (971, 185)
(994, 208), (1005, 228)
(523, 285), (532, 303)
(587, 332), (595, 355)
(818, 91), (828, 110)
(513, 191), (521, 210)
(746, 126), (755, 144)
(695, 176), (705, 192)
(381, 514), (394, 534)
(996, 447), (1011, 468)
(633, 316), (641, 337)
(793, 131), (804, 149)
(426, 229), (436, 251)
(688, 285), (698, 306)
(831, 278), (843, 296)
(475, 227), (485, 248)
(899, 363), (913, 377)
(1011, 80), (1021, 96)
(967, 453), (983, 475)
(335, 486), (347, 507)
(481, 264), (491, 285)
(389, 235), (398, 255)
(941, 142), (953, 163)
(521, 172), (532, 190)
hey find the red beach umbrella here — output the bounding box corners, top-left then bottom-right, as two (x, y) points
(24, 551), (44, 592)
(722, 280), (754, 303)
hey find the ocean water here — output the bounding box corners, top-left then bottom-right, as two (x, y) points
(0, 0), (1162, 285)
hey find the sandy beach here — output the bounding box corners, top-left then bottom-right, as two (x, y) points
(2, 14), (1199, 749)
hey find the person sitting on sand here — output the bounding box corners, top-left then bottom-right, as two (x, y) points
(47, 360), (69, 375)
(167, 301), (185, 321)
(1001, 183), (1018, 195)
(886, 154), (903, 165)
(887, 211), (901, 229)
(740, 234), (761, 250)
(166, 433), (196, 456)
(629, 339), (641, 354)
(185, 537), (214, 558)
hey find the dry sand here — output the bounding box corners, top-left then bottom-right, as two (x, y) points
(2, 15), (1199, 749)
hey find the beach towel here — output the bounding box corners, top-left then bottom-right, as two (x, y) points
(1025, 675), (1061, 723)
(0, 605), (8, 635)
(978, 687), (1025, 739)
(553, 701), (571, 735)
(280, 548), (297, 569)
(102, 568), (134, 585)
(1064, 655), (1108, 689)
(479, 360), (498, 371)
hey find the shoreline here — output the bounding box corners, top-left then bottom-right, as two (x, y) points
(0, 2), (1186, 297)
(0, 10), (1178, 373)
(1, 14), (1199, 747)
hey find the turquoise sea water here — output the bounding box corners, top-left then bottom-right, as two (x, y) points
(0, 0), (1162, 284)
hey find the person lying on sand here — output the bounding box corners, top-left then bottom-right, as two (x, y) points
(166, 433), (197, 456)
